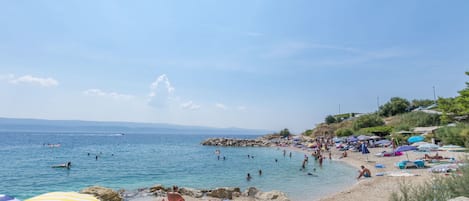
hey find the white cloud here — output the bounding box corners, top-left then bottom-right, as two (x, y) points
(215, 103), (227, 110)
(149, 74), (175, 97)
(1, 74), (59, 87)
(83, 89), (134, 100)
(181, 101), (201, 110)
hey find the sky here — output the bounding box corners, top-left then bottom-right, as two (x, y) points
(0, 0), (468, 133)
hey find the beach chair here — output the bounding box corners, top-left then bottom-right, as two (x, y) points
(167, 192), (185, 201)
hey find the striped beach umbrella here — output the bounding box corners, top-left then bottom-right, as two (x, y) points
(25, 192), (99, 201)
(0, 194), (21, 201)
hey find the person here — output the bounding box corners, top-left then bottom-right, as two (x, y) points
(258, 169), (262, 176)
(283, 149), (286, 157)
(247, 173), (252, 181)
(329, 152), (332, 160)
(289, 152), (292, 158)
(275, 158), (278, 163)
(95, 155), (98, 160)
(318, 155), (323, 166)
(167, 186), (185, 201)
(341, 150), (347, 158)
(424, 152), (444, 160)
(217, 155), (220, 160)
(357, 165), (371, 179)
(66, 161), (71, 168)
(223, 156), (226, 160)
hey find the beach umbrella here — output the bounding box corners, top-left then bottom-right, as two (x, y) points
(375, 139), (391, 145)
(357, 135), (371, 141)
(407, 135), (424, 144)
(347, 136), (358, 142)
(418, 143), (439, 151)
(0, 195), (21, 201)
(439, 145), (467, 152)
(411, 141), (429, 147)
(25, 192), (99, 201)
(395, 145), (417, 152)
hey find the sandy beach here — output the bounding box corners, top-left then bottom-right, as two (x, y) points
(312, 146), (467, 201)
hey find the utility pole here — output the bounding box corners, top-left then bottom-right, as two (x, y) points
(339, 104), (341, 114)
(433, 86), (437, 104)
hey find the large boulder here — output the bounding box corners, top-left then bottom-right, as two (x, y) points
(80, 186), (123, 201)
(180, 187), (203, 198)
(149, 184), (166, 193)
(207, 187), (240, 199)
(245, 187), (259, 197)
(255, 190), (290, 201)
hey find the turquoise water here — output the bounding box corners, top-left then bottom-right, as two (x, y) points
(0, 131), (357, 201)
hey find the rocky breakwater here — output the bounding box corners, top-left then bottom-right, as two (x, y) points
(121, 185), (290, 201)
(201, 137), (272, 147)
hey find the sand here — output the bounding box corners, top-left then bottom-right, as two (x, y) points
(310, 146), (467, 201)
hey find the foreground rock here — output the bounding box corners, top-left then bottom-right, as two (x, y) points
(121, 185), (290, 201)
(80, 186), (123, 201)
(201, 137), (272, 147)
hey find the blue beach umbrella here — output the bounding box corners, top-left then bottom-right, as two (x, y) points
(395, 145), (417, 152)
(347, 136), (358, 142)
(407, 136), (424, 144)
(0, 195), (21, 201)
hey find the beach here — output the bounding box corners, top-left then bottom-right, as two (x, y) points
(313, 146), (467, 201)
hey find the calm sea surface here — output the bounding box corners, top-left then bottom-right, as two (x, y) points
(0, 130), (357, 200)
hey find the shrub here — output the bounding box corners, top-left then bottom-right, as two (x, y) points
(436, 123), (469, 147)
(352, 114), (385, 131)
(335, 128), (354, 137)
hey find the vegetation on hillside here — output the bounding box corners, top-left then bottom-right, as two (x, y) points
(352, 114), (385, 131)
(438, 72), (469, 123)
(387, 111), (440, 131)
(436, 123), (469, 147)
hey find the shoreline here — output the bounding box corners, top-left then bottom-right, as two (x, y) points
(286, 145), (467, 201)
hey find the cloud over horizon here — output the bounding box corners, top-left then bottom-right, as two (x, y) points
(1, 74), (59, 87)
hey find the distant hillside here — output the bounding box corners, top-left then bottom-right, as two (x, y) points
(0, 117), (271, 135)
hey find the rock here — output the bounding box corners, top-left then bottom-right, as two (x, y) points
(180, 187), (203, 198)
(448, 197), (469, 201)
(232, 191), (241, 197)
(245, 187), (259, 197)
(255, 190), (290, 201)
(149, 184), (165, 193)
(207, 187), (240, 199)
(201, 137), (271, 147)
(80, 186), (123, 201)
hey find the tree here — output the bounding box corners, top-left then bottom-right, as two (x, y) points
(379, 97), (411, 117)
(352, 114), (385, 131)
(325, 115), (337, 124)
(410, 99), (435, 109)
(279, 128), (291, 138)
(438, 71), (469, 122)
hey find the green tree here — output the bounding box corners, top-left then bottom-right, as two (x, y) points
(352, 114), (385, 131)
(438, 71), (469, 120)
(436, 123), (469, 147)
(379, 97), (411, 117)
(335, 128), (354, 137)
(325, 115), (337, 124)
(279, 128), (291, 138)
(410, 99), (435, 109)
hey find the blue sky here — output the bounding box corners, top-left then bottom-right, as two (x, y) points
(0, 0), (468, 132)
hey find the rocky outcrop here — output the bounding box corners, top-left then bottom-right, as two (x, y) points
(255, 190), (290, 201)
(180, 187), (203, 198)
(201, 138), (272, 147)
(206, 187), (241, 199)
(80, 186), (123, 201)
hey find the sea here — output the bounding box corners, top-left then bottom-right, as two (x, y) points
(0, 126), (357, 201)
